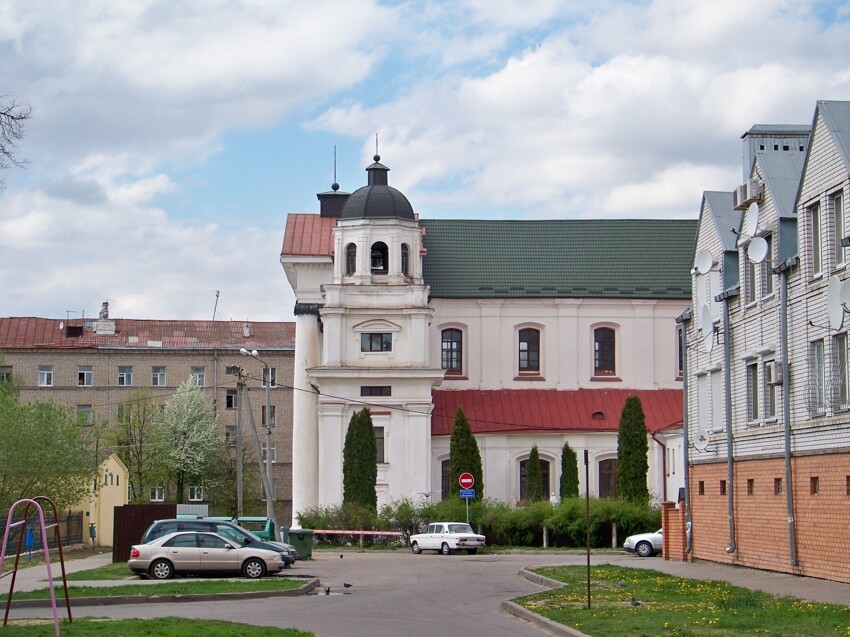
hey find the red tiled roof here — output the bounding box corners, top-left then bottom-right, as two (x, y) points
(431, 389), (683, 435)
(281, 214), (336, 257)
(0, 317), (295, 350)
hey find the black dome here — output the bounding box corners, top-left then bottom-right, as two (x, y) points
(339, 156), (415, 220)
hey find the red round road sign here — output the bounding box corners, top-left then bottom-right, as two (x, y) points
(459, 472), (475, 489)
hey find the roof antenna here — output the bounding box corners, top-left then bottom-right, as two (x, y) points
(375, 133), (380, 161)
(332, 145), (339, 191)
(212, 290), (220, 321)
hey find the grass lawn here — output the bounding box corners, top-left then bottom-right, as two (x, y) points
(63, 561), (137, 581)
(516, 565), (850, 637)
(1, 576), (306, 601)
(3, 617), (313, 636)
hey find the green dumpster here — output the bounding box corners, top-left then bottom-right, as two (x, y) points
(289, 529), (313, 559)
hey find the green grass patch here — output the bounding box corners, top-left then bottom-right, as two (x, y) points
(3, 617), (312, 636)
(1, 576), (305, 601)
(63, 561), (137, 581)
(517, 565), (850, 636)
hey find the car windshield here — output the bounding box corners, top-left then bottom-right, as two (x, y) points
(214, 525), (251, 543)
(448, 524), (474, 534)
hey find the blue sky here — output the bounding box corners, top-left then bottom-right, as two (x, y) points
(2, 0), (850, 322)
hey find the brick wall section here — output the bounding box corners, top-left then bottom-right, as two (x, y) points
(690, 453), (850, 584)
(661, 500), (688, 561)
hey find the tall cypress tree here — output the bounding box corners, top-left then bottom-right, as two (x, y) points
(448, 406), (484, 498)
(342, 408), (377, 511)
(616, 395), (649, 504)
(559, 441), (579, 499)
(525, 445), (543, 503)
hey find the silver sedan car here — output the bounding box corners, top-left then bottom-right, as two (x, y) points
(129, 531), (286, 579)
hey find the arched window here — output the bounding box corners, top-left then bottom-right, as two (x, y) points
(594, 327), (616, 376)
(401, 243), (410, 276)
(371, 242), (388, 274)
(441, 459), (451, 500)
(441, 329), (463, 374)
(345, 243), (357, 275)
(599, 459), (617, 498)
(518, 328), (540, 373)
(519, 458), (551, 500)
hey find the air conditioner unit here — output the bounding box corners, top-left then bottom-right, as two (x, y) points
(733, 184), (748, 210)
(746, 178), (762, 203)
(766, 360), (783, 385)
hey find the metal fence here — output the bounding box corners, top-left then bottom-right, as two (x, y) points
(0, 511), (83, 553)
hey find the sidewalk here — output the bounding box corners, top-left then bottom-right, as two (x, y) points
(1, 551), (117, 594)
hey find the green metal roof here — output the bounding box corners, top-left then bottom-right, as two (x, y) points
(420, 218), (697, 300)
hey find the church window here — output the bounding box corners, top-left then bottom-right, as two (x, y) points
(594, 327), (616, 376)
(518, 328), (540, 373)
(361, 333), (392, 352)
(371, 242), (388, 274)
(401, 243), (410, 276)
(441, 329), (463, 374)
(599, 459), (617, 498)
(345, 243), (357, 275)
(519, 458), (550, 500)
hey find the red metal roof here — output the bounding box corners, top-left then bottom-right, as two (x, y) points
(281, 214), (336, 257)
(431, 389), (683, 435)
(0, 317), (295, 350)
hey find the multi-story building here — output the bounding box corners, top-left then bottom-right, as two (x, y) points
(682, 100), (850, 583)
(282, 156), (697, 524)
(0, 315), (295, 521)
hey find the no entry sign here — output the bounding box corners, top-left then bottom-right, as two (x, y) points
(458, 472), (475, 489)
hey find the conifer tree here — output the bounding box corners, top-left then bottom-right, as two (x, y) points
(616, 395), (649, 504)
(448, 406), (484, 498)
(559, 441), (579, 498)
(342, 408), (377, 511)
(524, 444), (543, 503)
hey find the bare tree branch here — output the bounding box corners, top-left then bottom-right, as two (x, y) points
(0, 95), (33, 188)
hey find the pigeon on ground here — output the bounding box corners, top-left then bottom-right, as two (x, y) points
(618, 580), (625, 588)
(343, 582), (353, 588)
(630, 596), (642, 607)
(340, 554), (344, 558)
(324, 586), (330, 595)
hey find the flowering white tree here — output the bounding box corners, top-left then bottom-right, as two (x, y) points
(159, 378), (223, 504)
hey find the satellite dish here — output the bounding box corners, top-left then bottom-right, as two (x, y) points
(694, 430), (711, 452)
(828, 275), (845, 330)
(694, 249), (714, 275)
(747, 236), (769, 264)
(742, 203), (759, 237)
(59, 321), (64, 329)
(700, 304), (715, 353)
(840, 277), (850, 311)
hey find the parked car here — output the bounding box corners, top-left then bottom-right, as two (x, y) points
(409, 522), (486, 555)
(129, 531), (286, 579)
(141, 518), (296, 566)
(623, 528), (663, 557)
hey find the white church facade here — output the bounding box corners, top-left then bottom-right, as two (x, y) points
(282, 156), (696, 525)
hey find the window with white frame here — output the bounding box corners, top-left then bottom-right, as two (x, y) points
(76, 404), (93, 426)
(811, 203), (823, 277)
(38, 365), (53, 387)
(150, 486), (165, 502)
(760, 234), (774, 298)
(833, 191), (845, 269)
(361, 333), (392, 353)
(118, 366), (133, 387)
(261, 367), (277, 387)
(832, 333), (848, 411)
(151, 366), (166, 387)
(518, 328), (540, 373)
(711, 370), (724, 431)
(78, 365), (93, 387)
(188, 486), (204, 502)
(745, 253), (757, 304)
(746, 362), (759, 423)
(261, 405), (276, 427)
(676, 326), (683, 379)
(441, 328), (463, 374)
(809, 340), (826, 416)
(191, 367), (205, 387)
(374, 426), (385, 463)
(763, 359), (778, 420)
(226, 389), (237, 409)
(260, 442), (277, 463)
(593, 327), (616, 376)
(0, 366), (11, 384)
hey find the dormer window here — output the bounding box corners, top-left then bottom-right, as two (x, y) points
(371, 242), (388, 274)
(345, 243), (357, 275)
(401, 243), (410, 276)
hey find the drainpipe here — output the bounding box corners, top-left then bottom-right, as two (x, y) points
(649, 432), (667, 502)
(778, 260), (798, 566)
(677, 311), (692, 554)
(722, 294), (736, 555)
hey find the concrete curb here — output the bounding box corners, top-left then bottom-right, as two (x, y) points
(498, 568), (592, 637)
(6, 578), (319, 608)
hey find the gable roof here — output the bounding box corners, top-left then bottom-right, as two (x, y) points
(701, 191), (740, 251)
(420, 219), (697, 300)
(282, 214), (336, 257)
(756, 151), (806, 220)
(818, 100), (850, 169)
(0, 317), (295, 351)
(431, 388), (683, 435)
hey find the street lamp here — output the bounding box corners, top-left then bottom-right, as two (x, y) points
(240, 347), (276, 537)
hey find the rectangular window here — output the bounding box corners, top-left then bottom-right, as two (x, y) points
(711, 371), (723, 431)
(747, 479), (754, 495)
(261, 405), (276, 427)
(151, 367), (166, 387)
(118, 366), (133, 387)
(698, 481), (705, 496)
(260, 442), (277, 464)
(38, 365), (53, 387)
(361, 333), (392, 353)
(810, 476), (819, 495)
(593, 328), (615, 376)
(117, 405), (131, 423)
(846, 476), (850, 496)
(760, 234), (774, 297)
(720, 480), (727, 496)
(441, 329), (463, 374)
(188, 486), (204, 502)
(191, 367), (205, 387)
(360, 386), (391, 397)
(261, 367), (277, 387)
(150, 487), (164, 502)
(76, 405), (93, 426)
(519, 328), (540, 373)
(811, 203), (822, 276)
(810, 340), (826, 416)
(78, 365), (93, 387)
(226, 389), (237, 409)
(764, 359), (777, 419)
(745, 255), (757, 304)
(676, 326), (683, 379)
(747, 362), (759, 422)
(833, 191), (845, 268)
(833, 333), (848, 411)
(225, 425), (236, 444)
(374, 426), (385, 463)
(0, 366), (11, 383)
(774, 478), (783, 495)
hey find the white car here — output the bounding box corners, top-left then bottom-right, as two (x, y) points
(410, 522), (486, 555)
(623, 528), (663, 557)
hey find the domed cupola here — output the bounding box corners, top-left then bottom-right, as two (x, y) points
(339, 155), (415, 220)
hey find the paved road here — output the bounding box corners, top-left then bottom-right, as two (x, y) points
(6, 550), (850, 637)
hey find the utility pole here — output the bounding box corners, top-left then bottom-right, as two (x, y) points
(225, 364), (245, 517)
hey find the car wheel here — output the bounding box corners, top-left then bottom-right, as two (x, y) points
(242, 557), (267, 579)
(149, 559), (174, 580)
(467, 548), (477, 555)
(411, 541), (422, 555)
(441, 542), (452, 555)
(636, 541), (654, 557)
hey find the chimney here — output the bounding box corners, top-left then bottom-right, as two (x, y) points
(243, 321), (251, 338)
(317, 182), (350, 217)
